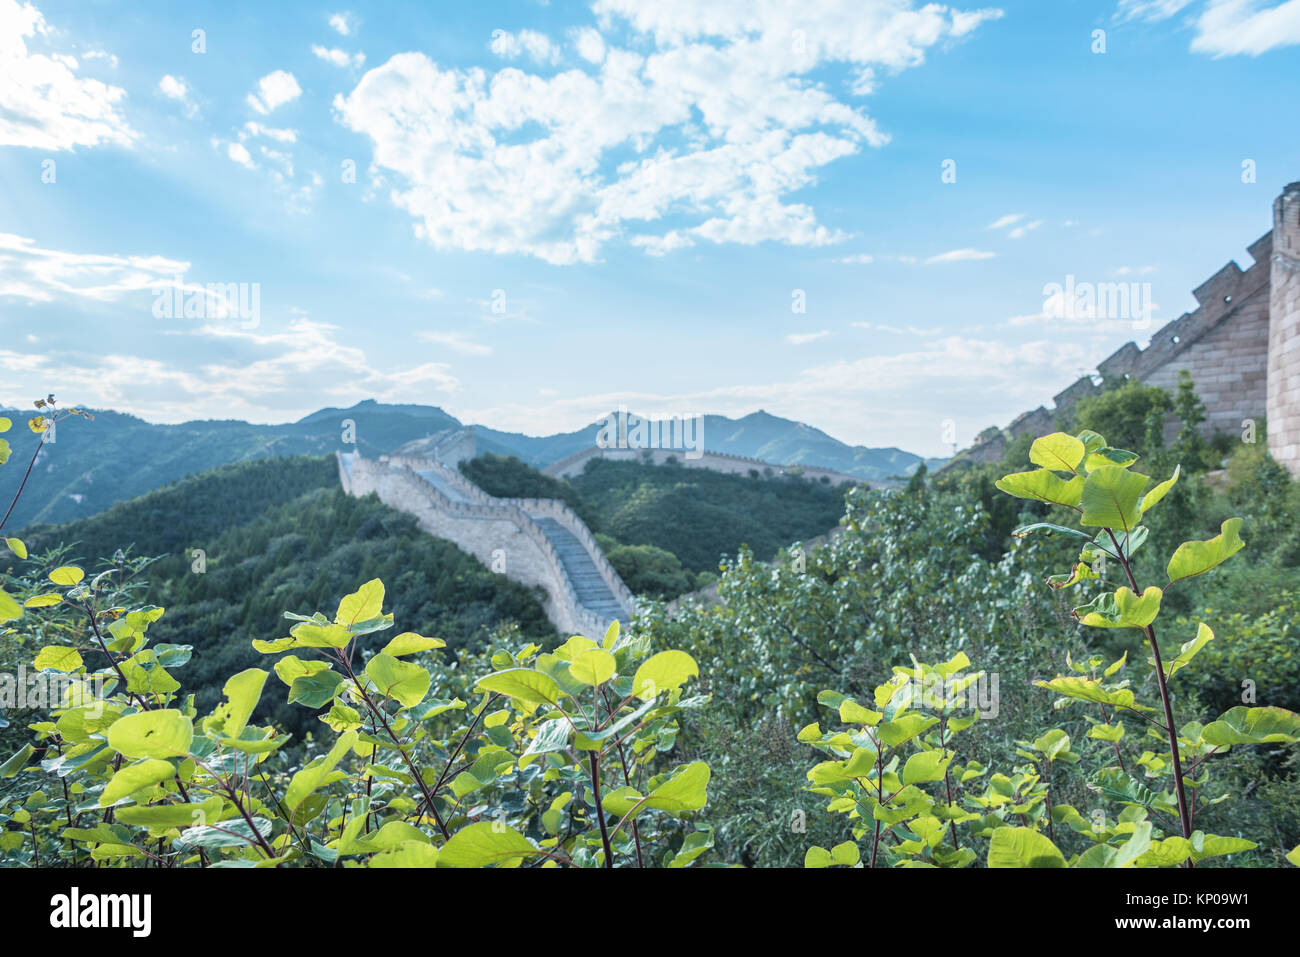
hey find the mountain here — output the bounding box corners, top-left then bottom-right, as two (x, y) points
(0, 400), (938, 531)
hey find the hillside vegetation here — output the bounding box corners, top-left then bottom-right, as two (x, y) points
(461, 452), (852, 593)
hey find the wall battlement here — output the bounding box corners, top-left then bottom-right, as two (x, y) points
(955, 182), (1297, 473)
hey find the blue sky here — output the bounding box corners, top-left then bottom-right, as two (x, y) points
(1, 0), (1297, 457)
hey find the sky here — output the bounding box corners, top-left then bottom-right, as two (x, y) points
(1, 0), (1298, 457)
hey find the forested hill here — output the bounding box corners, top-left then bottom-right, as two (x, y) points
(460, 453), (852, 595)
(0, 400), (935, 530)
(21, 456), (555, 732)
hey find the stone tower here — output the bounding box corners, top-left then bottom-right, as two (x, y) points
(1269, 182), (1300, 475)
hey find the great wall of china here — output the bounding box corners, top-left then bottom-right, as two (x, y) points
(336, 427), (873, 634)
(957, 181), (1300, 475)
(338, 182), (1300, 634)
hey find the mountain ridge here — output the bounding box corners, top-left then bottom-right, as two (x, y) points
(0, 400), (942, 530)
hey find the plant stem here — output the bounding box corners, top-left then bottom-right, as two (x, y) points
(588, 751), (614, 868)
(1105, 529), (1193, 859)
(0, 431), (46, 535)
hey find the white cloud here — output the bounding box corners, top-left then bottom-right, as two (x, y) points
(1115, 0), (1197, 20)
(420, 330), (493, 356)
(226, 141), (255, 169)
(924, 248), (996, 264)
(246, 70), (302, 115)
(1191, 0), (1300, 55)
(329, 12), (356, 36)
(573, 27), (607, 63)
(312, 44), (365, 68)
(0, 0), (135, 150)
(1008, 219), (1043, 239)
(986, 212), (1023, 229)
(459, 334), (1091, 456)
(490, 29), (561, 63)
(158, 74), (187, 101)
(334, 2), (1002, 264)
(241, 121), (297, 143)
(1116, 0), (1300, 55)
(0, 232), (189, 303)
(157, 74), (198, 117)
(1, 318), (461, 425)
(787, 330), (830, 344)
(82, 49), (118, 68)
(834, 253), (874, 263)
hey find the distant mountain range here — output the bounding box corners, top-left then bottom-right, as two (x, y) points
(0, 400), (942, 530)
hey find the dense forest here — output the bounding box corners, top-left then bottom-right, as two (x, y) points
(462, 452), (850, 594)
(1, 380), (1298, 869)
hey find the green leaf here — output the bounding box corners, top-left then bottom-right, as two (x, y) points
(274, 655), (330, 687)
(5, 537), (26, 559)
(100, 759), (175, 806)
(1166, 518), (1245, 584)
(1075, 586), (1162, 629)
(1080, 466), (1150, 532)
(380, 632), (446, 656)
(34, 645), (83, 672)
(365, 654), (430, 709)
(107, 710), (194, 760)
(23, 593), (62, 608)
(288, 621), (352, 649)
(1075, 821), (1152, 868)
(115, 795), (224, 829)
(49, 566), (86, 587)
(524, 718), (572, 756)
(474, 668), (562, 710)
(0, 416), (9, 433)
(0, 590), (22, 622)
(987, 827), (1066, 868)
(335, 578), (385, 627)
(0, 744), (33, 778)
(208, 668), (268, 739)
(1140, 465), (1180, 514)
(1035, 676), (1150, 711)
(1286, 844), (1300, 867)
(603, 761), (710, 819)
(631, 650), (699, 700)
(1084, 447), (1140, 471)
(569, 648), (617, 686)
(1189, 832), (1257, 864)
(1012, 523), (1091, 541)
(877, 713), (939, 748)
(1029, 432), (1086, 472)
(1032, 729), (1072, 762)
(1201, 706), (1300, 746)
(437, 822), (538, 868)
(283, 730), (358, 814)
(0, 438), (9, 465)
(995, 469), (1084, 509)
(902, 750), (953, 785)
(288, 669), (344, 709)
(1160, 623), (1213, 679)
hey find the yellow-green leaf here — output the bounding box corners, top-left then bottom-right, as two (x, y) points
(34, 646), (82, 672)
(569, 648), (616, 686)
(631, 650), (699, 700)
(5, 537), (26, 559)
(49, 566), (86, 587)
(1167, 518), (1245, 584)
(1029, 432), (1085, 473)
(380, 632), (446, 656)
(995, 469), (1084, 509)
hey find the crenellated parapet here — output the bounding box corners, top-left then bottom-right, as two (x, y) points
(951, 183), (1295, 469)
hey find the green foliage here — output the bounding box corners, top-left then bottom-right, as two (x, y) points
(0, 574), (712, 868)
(568, 457), (849, 574)
(459, 453), (601, 530)
(1068, 379), (1172, 455)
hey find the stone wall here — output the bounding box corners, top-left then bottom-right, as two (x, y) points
(1269, 183), (1300, 474)
(544, 445), (870, 487)
(338, 452), (624, 637)
(954, 181), (1300, 472)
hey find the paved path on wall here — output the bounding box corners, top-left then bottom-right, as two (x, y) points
(414, 468), (475, 504)
(530, 516), (625, 623)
